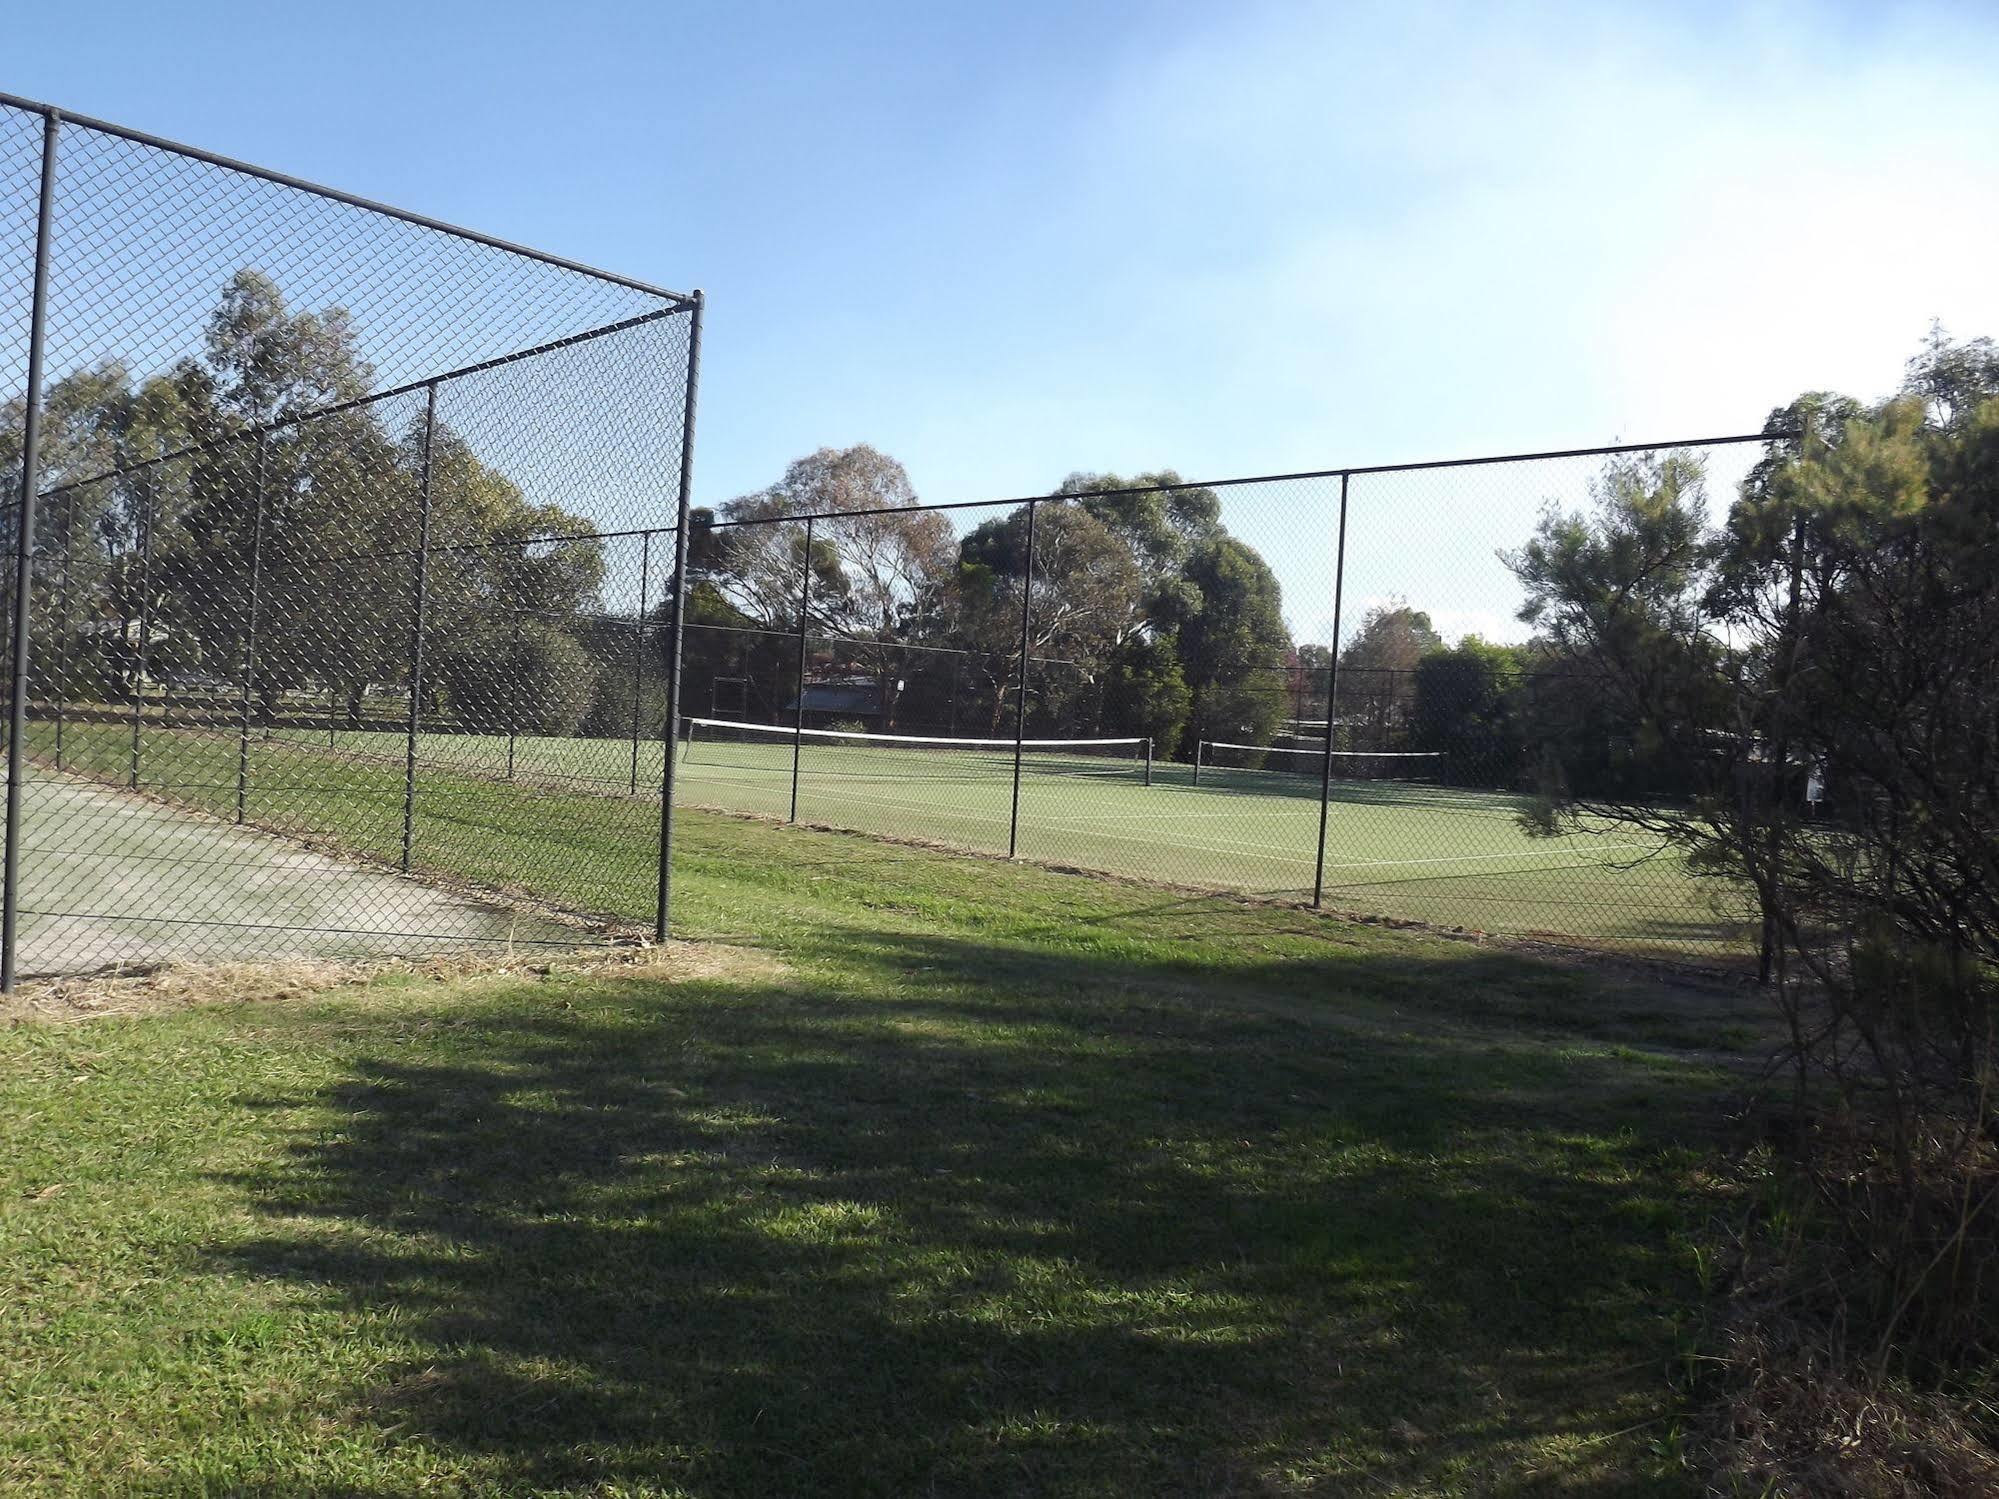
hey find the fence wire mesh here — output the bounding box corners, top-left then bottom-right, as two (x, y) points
(7, 94), (1789, 984)
(2, 96), (696, 981)
(675, 442), (1779, 965)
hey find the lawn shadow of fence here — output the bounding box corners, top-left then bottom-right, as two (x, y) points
(214, 931), (1725, 1494)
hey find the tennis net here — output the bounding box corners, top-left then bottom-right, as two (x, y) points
(1194, 738), (1446, 786)
(683, 719), (1154, 783)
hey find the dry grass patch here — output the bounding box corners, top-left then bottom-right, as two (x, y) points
(2, 939), (781, 1024)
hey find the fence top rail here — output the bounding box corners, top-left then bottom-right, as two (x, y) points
(699, 428), (1804, 532)
(0, 91), (695, 309)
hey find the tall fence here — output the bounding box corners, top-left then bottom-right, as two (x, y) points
(675, 435), (1786, 964)
(5, 95), (1794, 985)
(1, 95), (700, 985)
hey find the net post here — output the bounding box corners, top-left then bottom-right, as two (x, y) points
(2, 109), (58, 995)
(505, 608), (519, 779)
(1144, 737), (1153, 788)
(656, 291), (703, 944)
(1193, 735), (1203, 787)
(1313, 473), (1351, 909)
(402, 381), (437, 875)
(790, 516), (811, 823)
(235, 438), (268, 826)
(1007, 498), (1037, 859)
(630, 530), (651, 796)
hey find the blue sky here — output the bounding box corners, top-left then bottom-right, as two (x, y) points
(10, 0), (1999, 643)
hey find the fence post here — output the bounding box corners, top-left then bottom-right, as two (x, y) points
(235, 439), (267, 825)
(655, 290), (703, 943)
(1, 108), (58, 995)
(630, 529), (651, 796)
(790, 515), (811, 823)
(506, 608), (520, 780)
(128, 474), (155, 789)
(1007, 497), (1037, 859)
(401, 382), (437, 874)
(53, 490), (70, 771)
(1312, 472), (1352, 908)
(1761, 472), (1810, 985)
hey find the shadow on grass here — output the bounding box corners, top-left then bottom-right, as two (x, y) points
(216, 934), (1713, 1495)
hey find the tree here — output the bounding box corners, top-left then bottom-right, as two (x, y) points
(9, 269), (608, 727)
(694, 446), (954, 728)
(1903, 320), (1999, 432)
(1506, 343), (1999, 1397)
(1289, 642), (1334, 727)
(1335, 603), (1443, 752)
(1058, 471), (1222, 586)
(1167, 536), (1290, 752)
(432, 616), (595, 737)
(952, 500), (1145, 732)
(780, 447), (955, 728)
(1410, 635), (1526, 787)
(1100, 630), (1191, 756)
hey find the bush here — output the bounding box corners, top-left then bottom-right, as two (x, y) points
(434, 620), (594, 737)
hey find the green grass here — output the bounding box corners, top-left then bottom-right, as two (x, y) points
(0, 785), (1769, 1494)
(41, 714), (1750, 960)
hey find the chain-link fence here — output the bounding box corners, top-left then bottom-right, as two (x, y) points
(6, 94), (1797, 984)
(678, 437), (1788, 964)
(1, 95), (700, 984)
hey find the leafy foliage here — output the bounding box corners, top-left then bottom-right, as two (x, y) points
(21, 270), (608, 731)
(1507, 331), (1999, 1473)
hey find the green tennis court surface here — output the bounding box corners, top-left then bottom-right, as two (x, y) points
(15, 767), (575, 978)
(251, 722), (1752, 958)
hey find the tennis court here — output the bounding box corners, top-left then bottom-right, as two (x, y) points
(267, 718), (1749, 956)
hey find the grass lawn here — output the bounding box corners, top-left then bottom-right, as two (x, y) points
(0, 791), (1770, 1494)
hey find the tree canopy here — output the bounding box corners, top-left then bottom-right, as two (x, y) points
(21, 269), (610, 732)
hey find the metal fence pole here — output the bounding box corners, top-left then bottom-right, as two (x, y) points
(128, 475), (155, 789)
(234, 440), (268, 825)
(1007, 498), (1037, 859)
(401, 383), (437, 874)
(789, 516), (812, 823)
(506, 608), (520, 780)
(656, 290), (703, 943)
(52, 490), (71, 771)
(2, 109), (59, 994)
(630, 529), (651, 796)
(1312, 472), (1352, 908)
